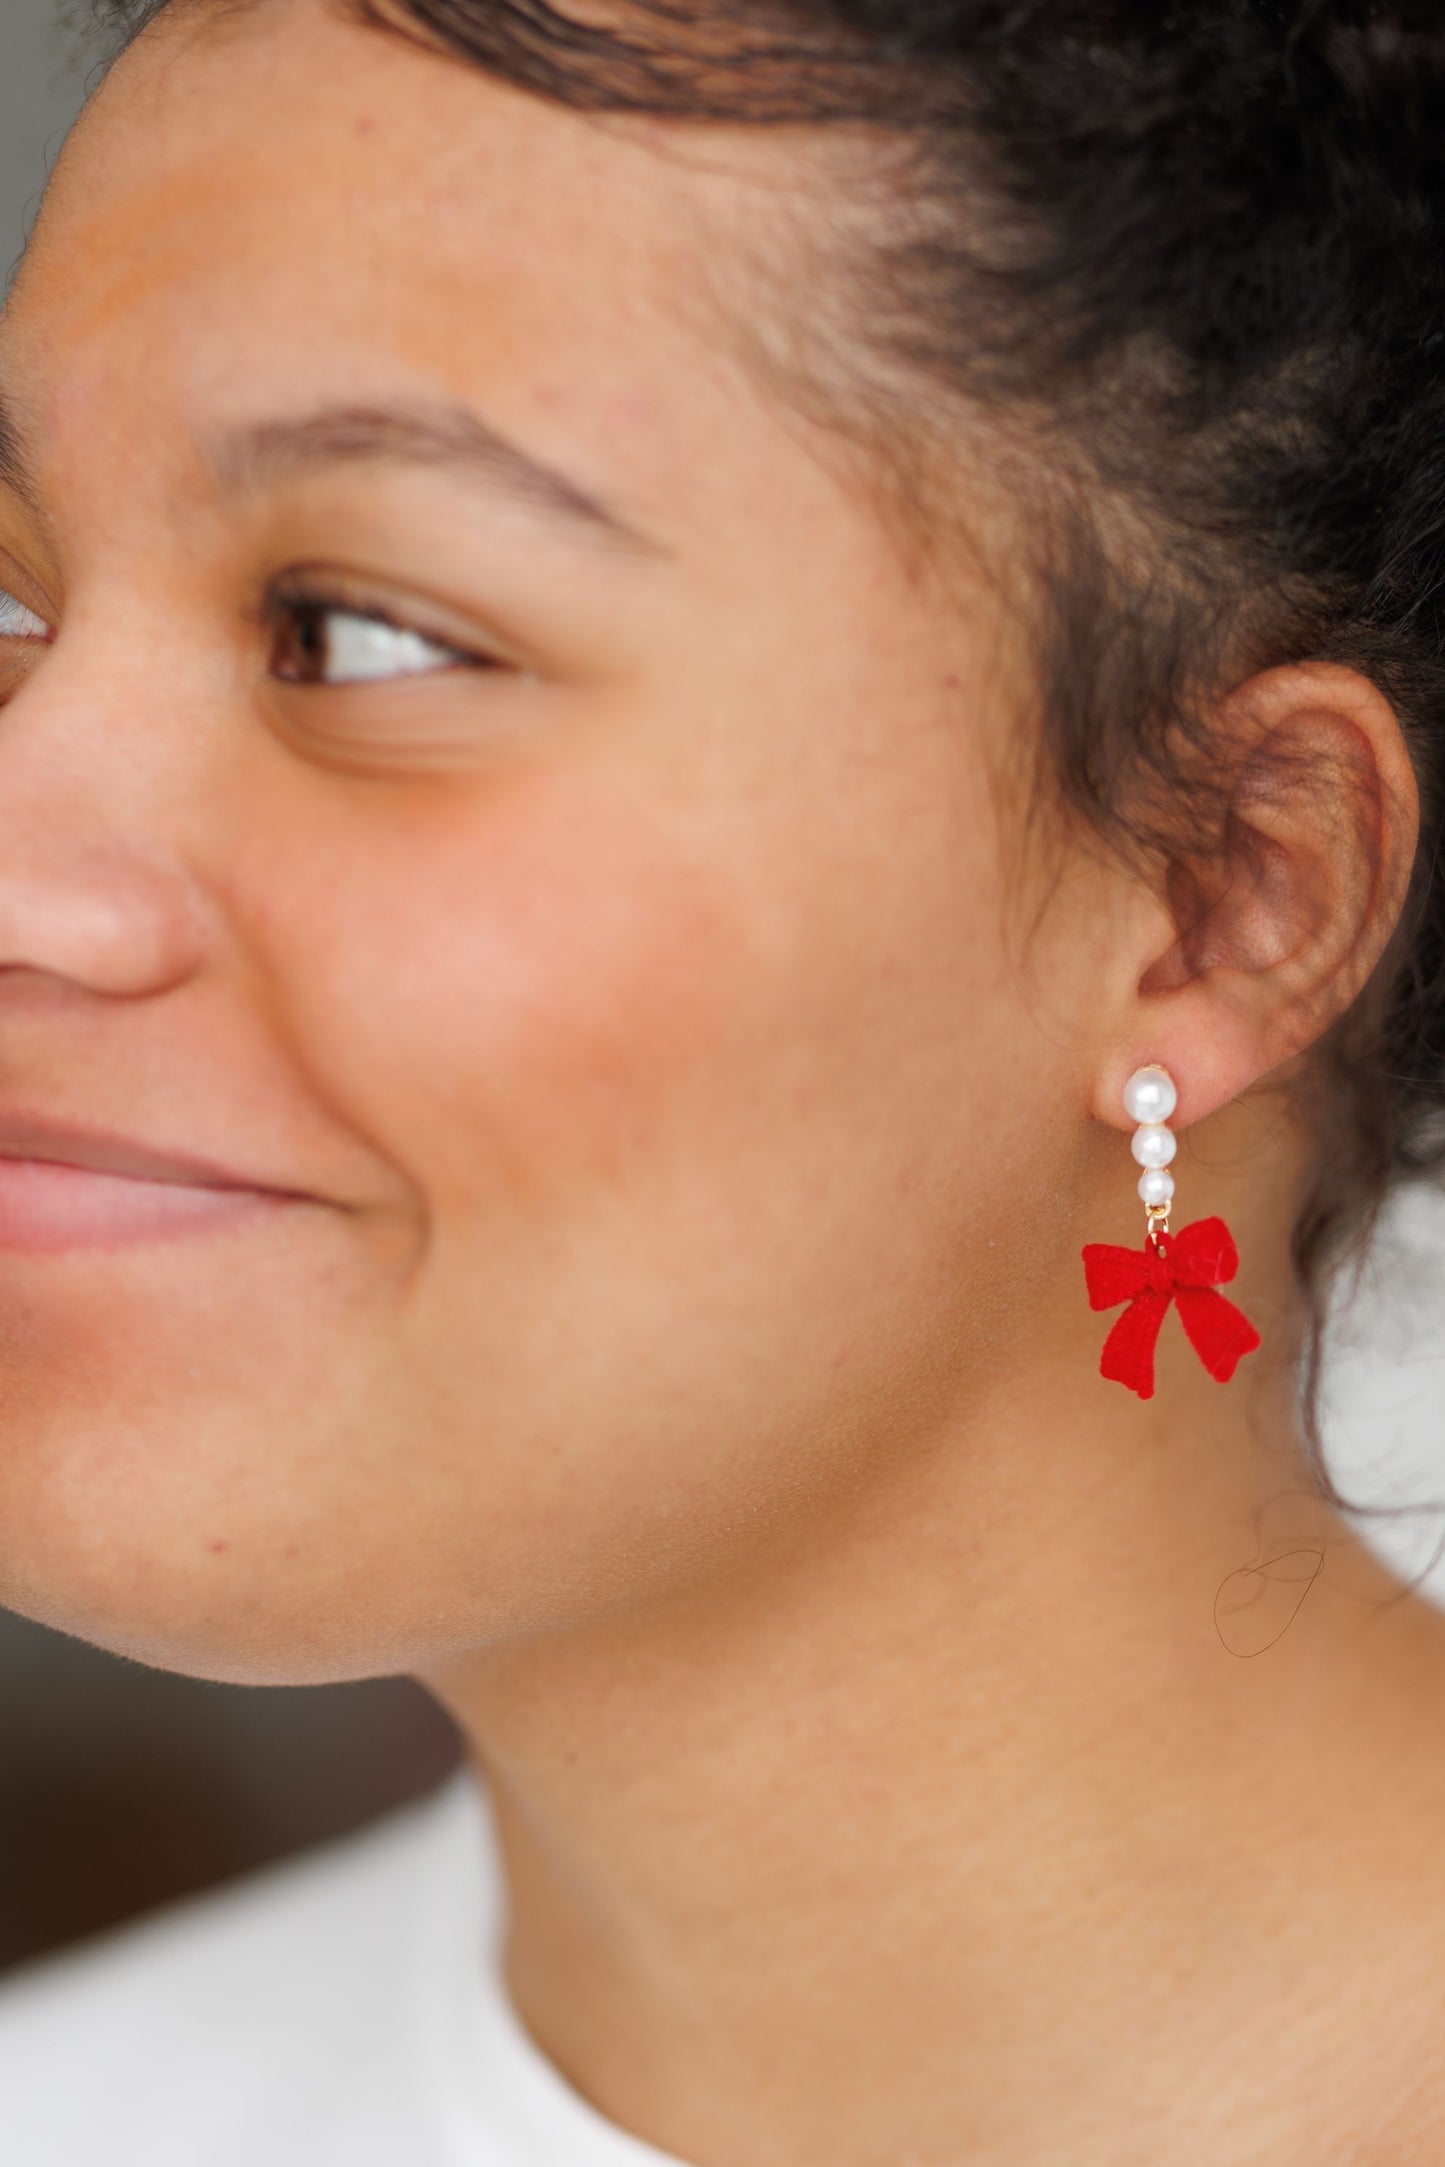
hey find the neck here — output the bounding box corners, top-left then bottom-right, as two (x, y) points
(423, 1127), (1445, 2166)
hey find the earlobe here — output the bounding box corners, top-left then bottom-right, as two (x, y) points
(1099, 662), (1420, 1131)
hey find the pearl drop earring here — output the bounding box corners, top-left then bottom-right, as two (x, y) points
(1081, 1064), (1261, 1401)
(1123, 1064), (1179, 1239)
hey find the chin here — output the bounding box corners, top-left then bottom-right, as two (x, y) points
(0, 1404), (418, 1688)
(0, 1260), (447, 1682)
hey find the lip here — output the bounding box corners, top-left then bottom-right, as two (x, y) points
(0, 1114), (315, 1253)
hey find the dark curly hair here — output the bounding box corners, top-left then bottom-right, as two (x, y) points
(94, 0), (1445, 1531)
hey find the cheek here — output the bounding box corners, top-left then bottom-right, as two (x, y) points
(241, 722), (1047, 1317)
(256, 782), (769, 1221)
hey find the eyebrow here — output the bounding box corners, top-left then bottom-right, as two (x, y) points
(210, 400), (665, 557)
(0, 397), (42, 517)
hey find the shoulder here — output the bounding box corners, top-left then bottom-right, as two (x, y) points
(0, 1771), (490, 2167)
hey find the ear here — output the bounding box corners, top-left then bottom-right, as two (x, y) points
(1092, 662), (1420, 1131)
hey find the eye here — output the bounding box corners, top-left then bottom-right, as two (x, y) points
(0, 588), (52, 642)
(268, 595), (482, 688)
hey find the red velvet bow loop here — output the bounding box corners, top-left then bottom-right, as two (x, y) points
(1081, 1217), (1261, 1401)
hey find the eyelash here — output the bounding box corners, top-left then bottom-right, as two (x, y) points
(0, 580), (510, 689)
(261, 580), (508, 686)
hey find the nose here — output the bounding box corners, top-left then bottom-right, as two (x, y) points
(0, 649), (209, 1002)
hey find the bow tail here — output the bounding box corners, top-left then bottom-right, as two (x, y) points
(1173, 1286), (1262, 1384)
(1098, 1291), (1171, 1401)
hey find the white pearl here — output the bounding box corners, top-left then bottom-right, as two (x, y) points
(1123, 1066), (1178, 1126)
(1131, 1123), (1178, 1170)
(1138, 1167), (1176, 1208)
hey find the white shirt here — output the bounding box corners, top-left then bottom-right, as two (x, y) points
(0, 1770), (685, 2166)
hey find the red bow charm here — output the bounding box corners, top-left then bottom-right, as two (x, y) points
(1082, 1217), (1260, 1401)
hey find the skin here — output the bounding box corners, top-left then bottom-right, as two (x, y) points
(3, 2), (1445, 2160)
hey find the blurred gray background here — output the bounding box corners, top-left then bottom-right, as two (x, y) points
(2, 0), (89, 287)
(1, 0), (1445, 1983)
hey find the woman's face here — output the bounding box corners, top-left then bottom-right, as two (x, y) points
(0, 0), (1123, 1680)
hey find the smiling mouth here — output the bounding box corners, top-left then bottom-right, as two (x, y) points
(0, 1116), (316, 1254)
